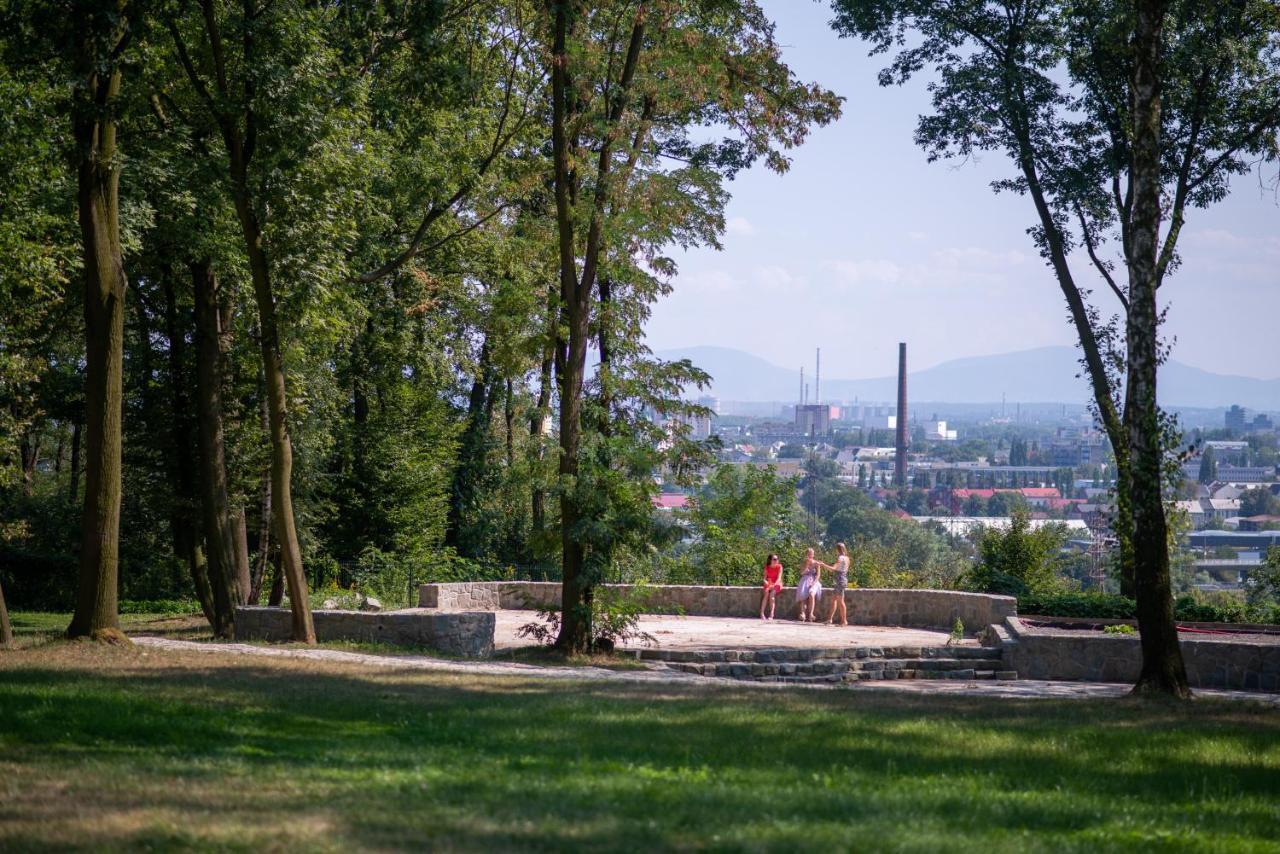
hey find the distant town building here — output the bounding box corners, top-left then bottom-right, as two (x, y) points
(794, 404), (836, 436)
(1216, 465), (1276, 483)
(925, 420), (958, 441)
(696, 394), (721, 416)
(1226, 404), (1248, 433)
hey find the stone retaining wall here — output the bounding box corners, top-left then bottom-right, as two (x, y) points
(235, 606), (494, 658)
(996, 617), (1280, 692)
(417, 582), (1016, 632)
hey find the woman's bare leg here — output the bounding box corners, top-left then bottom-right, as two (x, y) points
(760, 589), (768, 619)
(768, 590), (777, 619)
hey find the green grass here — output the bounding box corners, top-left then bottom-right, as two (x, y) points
(1, 639), (1278, 851)
(7, 611), (210, 649)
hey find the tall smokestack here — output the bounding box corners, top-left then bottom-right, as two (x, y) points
(815, 347), (821, 405)
(895, 342), (908, 487)
(799, 365), (804, 405)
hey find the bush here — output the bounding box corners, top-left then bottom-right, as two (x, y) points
(119, 599), (202, 615)
(1019, 590), (1280, 624)
(519, 583), (656, 652)
(1019, 591), (1136, 619)
(967, 511), (1067, 597)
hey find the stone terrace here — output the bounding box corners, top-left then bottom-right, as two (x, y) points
(492, 610), (953, 652)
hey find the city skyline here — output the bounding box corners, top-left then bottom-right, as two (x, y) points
(643, 0), (1280, 381)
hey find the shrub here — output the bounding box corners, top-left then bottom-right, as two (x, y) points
(119, 599), (202, 616)
(1103, 623), (1136, 635)
(967, 511), (1068, 597)
(1019, 590), (1280, 624)
(519, 583), (656, 652)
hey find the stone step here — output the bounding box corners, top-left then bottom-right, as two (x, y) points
(663, 660), (1017, 681)
(638, 645), (1005, 665)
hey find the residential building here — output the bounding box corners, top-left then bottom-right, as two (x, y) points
(1216, 465), (1276, 483)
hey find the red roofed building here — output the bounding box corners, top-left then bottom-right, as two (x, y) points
(653, 493), (691, 511)
(947, 487), (1063, 513)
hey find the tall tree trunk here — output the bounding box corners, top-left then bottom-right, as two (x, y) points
(19, 432), (39, 496)
(67, 11), (128, 643)
(161, 265), (217, 625)
(547, 4), (647, 652)
(184, 0), (312, 640)
(268, 548), (284, 606)
(68, 419), (82, 503)
(240, 220), (313, 642)
(233, 510), (252, 604)
(0, 577), (11, 649)
(192, 259), (240, 638)
(1128, 0), (1189, 698)
(249, 459), (273, 603)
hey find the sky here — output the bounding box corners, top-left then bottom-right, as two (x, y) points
(643, 0), (1280, 381)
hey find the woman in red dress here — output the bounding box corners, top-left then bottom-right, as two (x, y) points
(759, 554), (784, 620)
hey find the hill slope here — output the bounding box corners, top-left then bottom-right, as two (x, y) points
(655, 345), (1280, 409)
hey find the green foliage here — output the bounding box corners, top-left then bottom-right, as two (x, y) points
(1246, 547), (1280, 608)
(1240, 488), (1280, 519)
(1103, 623), (1136, 635)
(660, 464), (805, 586)
(1020, 589), (1280, 624)
(518, 583), (656, 652)
(1020, 592), (1138, 619)
(967, 511), (1067, 597)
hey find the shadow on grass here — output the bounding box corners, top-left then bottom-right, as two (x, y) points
(1, 651), (1278, 851)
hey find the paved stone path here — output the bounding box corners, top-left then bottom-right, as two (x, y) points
(131, 637), (1280, 705)
(494, 611), (955, 651)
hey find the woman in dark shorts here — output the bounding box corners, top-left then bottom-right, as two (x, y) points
(820, 542), (850, 626)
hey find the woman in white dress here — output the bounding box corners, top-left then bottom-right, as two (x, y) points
(794, 547), (822, 622)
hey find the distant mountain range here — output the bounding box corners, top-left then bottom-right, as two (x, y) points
(654, 345), (1280, 410)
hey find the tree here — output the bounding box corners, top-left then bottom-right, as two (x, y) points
(163, 0), (379, 642)
(1240, 487), (1280, 518)
(1197, 445), (1217, 484)
(831, 0), (1280, 697)
(544, 0), (839, 651)
(968, 510), (1067, 597)
(65, 3), (133, 644)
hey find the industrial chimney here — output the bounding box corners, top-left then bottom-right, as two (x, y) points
(895, 342), (908, 487)
(815, 347), (821, 405)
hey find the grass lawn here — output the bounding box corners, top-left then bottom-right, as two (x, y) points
(1, 634), (1278, 851)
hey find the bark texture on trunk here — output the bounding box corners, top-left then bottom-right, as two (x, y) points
(67, 11), (128, 643)
(192, 259), (240, 638)
(1127, 0), (1189, 698)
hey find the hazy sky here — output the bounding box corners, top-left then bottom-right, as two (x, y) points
(644, 0), (1279, 381)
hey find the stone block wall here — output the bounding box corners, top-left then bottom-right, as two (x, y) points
(417, 582), (1016, 632)
(998, 617), (1280, 692)
(235, 606), (495, 658)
